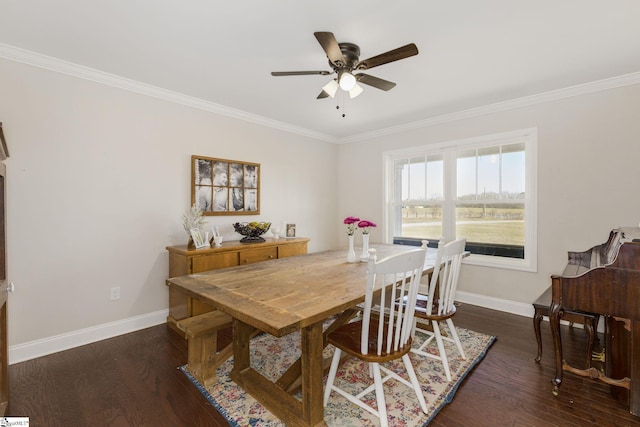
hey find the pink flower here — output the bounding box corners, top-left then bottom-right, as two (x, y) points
(344, 216), (360, 235)
(358, 220), (377, 234)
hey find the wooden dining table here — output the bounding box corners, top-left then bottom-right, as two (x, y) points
(166, 244), (439, 427)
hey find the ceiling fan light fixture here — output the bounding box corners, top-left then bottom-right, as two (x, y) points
(272, 32), (417, 101)
(339, 71), (356, 91)
(322, 79), (339, 98)
(349, 83), (363, 99)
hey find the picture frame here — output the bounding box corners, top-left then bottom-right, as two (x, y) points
(190, 228), (208, 249)
(191, 155), (260, 216)
(285, 223), (296, 238)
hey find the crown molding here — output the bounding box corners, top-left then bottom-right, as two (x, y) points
(0, 43), (337, 143)
(1, 43), (638, 145)
(339, 71), (640, 144)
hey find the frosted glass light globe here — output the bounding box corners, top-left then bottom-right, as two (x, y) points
(339, 72), (356, 91)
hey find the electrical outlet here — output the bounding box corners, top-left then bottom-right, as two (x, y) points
(110, 286), (121, 301)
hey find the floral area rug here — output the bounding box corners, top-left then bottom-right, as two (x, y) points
(180, 324), (495, 426)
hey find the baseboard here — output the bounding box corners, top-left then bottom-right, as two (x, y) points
(456, 290), (604, 333)
(456, 291), (534, 317)
(7, 290), (603, 365)
(8, 294), (527, 364)
(8, 309), (169, 365)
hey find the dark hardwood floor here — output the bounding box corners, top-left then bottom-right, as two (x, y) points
(8, 304), (640, 426)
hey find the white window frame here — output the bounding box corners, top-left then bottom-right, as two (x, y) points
(383, 128), (537, 272)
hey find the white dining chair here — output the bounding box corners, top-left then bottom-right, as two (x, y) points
(323, 248), (428, 427)
(411, 238), (467, 382)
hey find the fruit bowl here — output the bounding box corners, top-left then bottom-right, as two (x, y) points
(233, 222), (271, 243)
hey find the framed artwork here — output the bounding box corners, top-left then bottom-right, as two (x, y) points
(286, 223), (296, 238)
(191, 155), (260, 216)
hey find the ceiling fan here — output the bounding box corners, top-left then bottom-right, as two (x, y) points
(271, 32), (418, 100)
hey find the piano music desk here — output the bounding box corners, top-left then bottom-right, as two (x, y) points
(533, 287), (599, 368)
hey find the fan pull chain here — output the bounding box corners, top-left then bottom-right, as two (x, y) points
(335, 91), (346, 118)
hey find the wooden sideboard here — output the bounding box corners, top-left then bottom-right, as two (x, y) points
(165, 237), (309, 333)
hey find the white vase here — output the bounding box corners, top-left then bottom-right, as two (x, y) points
(347, 235), (357, 263)
(360, 233), (370, 262)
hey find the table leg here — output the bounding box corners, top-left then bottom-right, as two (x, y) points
(229, 318), (328, 427)
(276, 309), (358, 393)
(300, 321), (326, 426)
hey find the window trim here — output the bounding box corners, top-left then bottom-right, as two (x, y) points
(383, 128), (537, 272)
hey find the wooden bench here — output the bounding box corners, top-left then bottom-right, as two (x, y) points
(176, 310), (233, 387)
(533, 287), (599, 368)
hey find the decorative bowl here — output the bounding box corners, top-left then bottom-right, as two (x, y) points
(233, 222), (271, 243)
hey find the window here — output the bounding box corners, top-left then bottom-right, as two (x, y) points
(384, 128), (537, 271)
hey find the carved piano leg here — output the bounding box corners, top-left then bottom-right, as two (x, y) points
(549, 301), (564, 396)
(584, 317), (595, 369)
(533, 306), (544, 363)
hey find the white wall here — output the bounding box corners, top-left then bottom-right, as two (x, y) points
(338, 83), (640, 306)
(3, 54), (639, 362)
(0, 58), (338, 358)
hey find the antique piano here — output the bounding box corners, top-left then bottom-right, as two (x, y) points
(550, 227), (640, 416)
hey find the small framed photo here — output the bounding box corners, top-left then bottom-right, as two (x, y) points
(285, 223), (296, 238)
(190, 228), (208, 249)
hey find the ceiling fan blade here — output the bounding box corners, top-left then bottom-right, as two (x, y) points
(271, 71), (331, 76)
(356, 43), (419, 70)
(355, 73), (396, 91)
(314, 32), (346, 66)
(317, 90), (330, 99)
